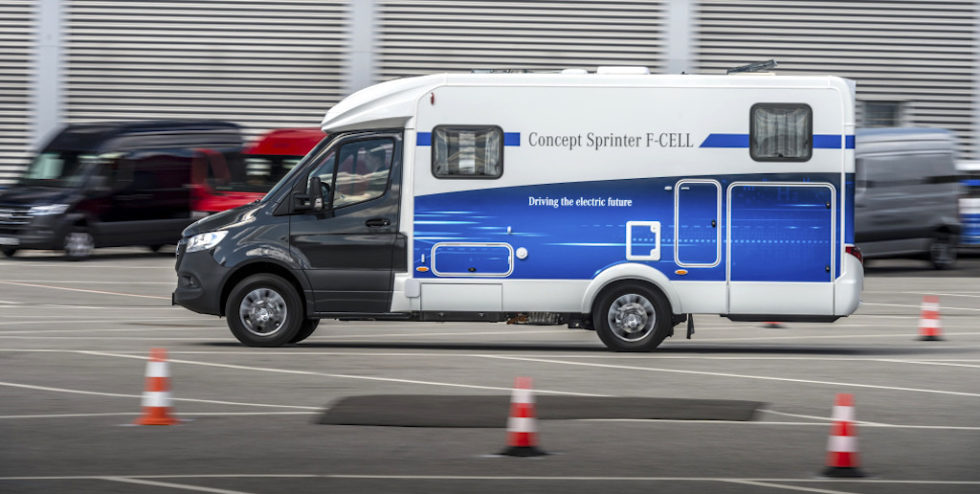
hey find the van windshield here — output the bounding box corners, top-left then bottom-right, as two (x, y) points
(18, 151), (100, 188)
(260, 133), (336, 203)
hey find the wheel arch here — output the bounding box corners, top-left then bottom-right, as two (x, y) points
(580, 263), (682, 315)
(219, 261), (308, 317)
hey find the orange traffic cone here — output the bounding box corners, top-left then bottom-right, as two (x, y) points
(822, 393), (864, 477)
(500, 377), (547, 457)
(918, 295), (944, 341)
(134, 348), (180, 425)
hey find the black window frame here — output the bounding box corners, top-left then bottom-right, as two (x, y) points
(749, 103), (813, 162)
(430, 125), (504, 179)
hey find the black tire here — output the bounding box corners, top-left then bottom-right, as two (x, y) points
(225, 274), (303, 347)
(148, 244), (165, 253)
(592, 282), (672, 352)
(63, 226), (94, 261)
(289, 319), (320, 344)
(929, 232), (957, 270)
(0, 247), (16, 258)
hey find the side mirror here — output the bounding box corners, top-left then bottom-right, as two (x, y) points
(308, 176), (324, 212)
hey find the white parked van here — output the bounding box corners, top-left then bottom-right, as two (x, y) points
(173, 69), (864, 351)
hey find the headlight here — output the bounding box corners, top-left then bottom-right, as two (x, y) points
(29, 204), (69, 216)
(185, 230), (228, 253)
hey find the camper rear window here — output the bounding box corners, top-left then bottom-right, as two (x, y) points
(750, 104), (812, 162)
(432, 126), (503, 179)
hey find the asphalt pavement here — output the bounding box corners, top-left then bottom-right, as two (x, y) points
(1, 249), (978, 494)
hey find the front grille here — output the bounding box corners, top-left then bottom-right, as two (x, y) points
(0, 206), (31, 227)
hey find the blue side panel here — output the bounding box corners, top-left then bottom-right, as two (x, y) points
(433, 244), (512, 275)
(729, 185), (833, 282)
(962, 212), (980, 246)
(676, 182), (719, 265)
(414, 173), (844, 282)
(844, 173), (855, 245)
(700, 134), (855, 149)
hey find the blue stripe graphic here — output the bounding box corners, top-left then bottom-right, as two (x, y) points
(416, 131), (521, 147)
(700, 133), (855, 149)
(699, 134), (749, 148)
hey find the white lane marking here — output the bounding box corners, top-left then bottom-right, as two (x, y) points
(722, 479), (859, 494)
(0, 326), (218, 334)
(900, 291), (980, 299)
(478, 355), (980, 398)
(3, 280), (175, 285)
(695, 332), (980, 342)
(0, 281), (169, 300)
(0, 411), (315, 419)
(0, 262), (169, 269)
(876, 358), (980, 369)
(78, 350), (606, 397)
(861, 302), (980, 313)
(102, 476), (258, 494)
(0, 381), (319, 410)
(3, 474), (979, 485)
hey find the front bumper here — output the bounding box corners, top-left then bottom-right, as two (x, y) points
(173, 246), (229, 316)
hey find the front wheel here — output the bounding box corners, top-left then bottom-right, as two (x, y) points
(929, 232), (957, 270)
(289, 319), (320, 344)
(225, 274), (303, 347)
(63, 227), (94, 261)
(592, 282), (672, 352)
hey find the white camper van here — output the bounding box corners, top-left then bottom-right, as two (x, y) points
(173, 69), (864, 351)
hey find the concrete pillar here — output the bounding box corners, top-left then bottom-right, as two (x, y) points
(32, 0), (62, 148)
(347, 0), (377, 95)
(664, 0), (694, 74)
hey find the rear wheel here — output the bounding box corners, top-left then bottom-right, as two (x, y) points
(929, 232), (957, 270)
(63, 227), (94, 261)
(592, 282), (672, 352)
(225, 274), (303, 347)
(0, 247), (16, 258)
(289, 319), (320, 344)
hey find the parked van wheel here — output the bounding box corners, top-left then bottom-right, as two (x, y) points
(226, 274), (303, 347)
(289, 319), (320, 344)
(929, 233), (957, 270)
(592, 283), (671, 352)
(63, 227), (94, 261)
(1, 247), (16, 258)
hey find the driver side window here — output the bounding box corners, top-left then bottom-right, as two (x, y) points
(307, 138), (394, 210)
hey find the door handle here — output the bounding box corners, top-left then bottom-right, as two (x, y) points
(366, 218), (390, 227)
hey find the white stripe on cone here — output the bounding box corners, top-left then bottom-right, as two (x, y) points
(141, 391), (172, 408)
(921, 302), (939, 311)
(831, 405), (855, 422)
(145, 361), (169, 378)
(507, 416), (537, 433)
(511, 387), (534, 404)
(828, 435), (859, 453)
(919, 319), (942, 328)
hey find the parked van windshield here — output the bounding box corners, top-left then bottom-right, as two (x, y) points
(18, 151), (100, 188)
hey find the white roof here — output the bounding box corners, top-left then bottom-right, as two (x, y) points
(321, 71), (852, 133)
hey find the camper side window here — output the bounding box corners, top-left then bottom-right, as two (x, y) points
(432, 126), (503, 178)
(750, 104), (812, 162)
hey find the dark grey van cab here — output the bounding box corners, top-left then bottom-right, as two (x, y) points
(0, 120), (242, 260)
(173, 131), (403, 346)
(855, 127), (963, 268)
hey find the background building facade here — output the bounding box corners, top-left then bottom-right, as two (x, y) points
(2, 0), (978, 184)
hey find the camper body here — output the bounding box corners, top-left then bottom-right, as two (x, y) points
(173, 72), (862, 351)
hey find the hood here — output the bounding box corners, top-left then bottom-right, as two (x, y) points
(182, 200), (263, 238)
(0, 185), (77, 206)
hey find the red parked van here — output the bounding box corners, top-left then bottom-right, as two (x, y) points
(190, 127), (324, 216)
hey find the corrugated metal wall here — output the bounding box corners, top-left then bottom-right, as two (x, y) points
(63, 0), (349, 143)
(0, 1), (35, 185)
(694, 0), (979, 159)
(377, 0), (667, 79)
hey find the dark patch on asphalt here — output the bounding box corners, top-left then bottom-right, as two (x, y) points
(317, 395), (764, 427)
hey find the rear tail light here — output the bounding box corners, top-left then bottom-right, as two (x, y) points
(846, 245), (863, 264)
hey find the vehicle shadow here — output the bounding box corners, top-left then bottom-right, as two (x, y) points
(201, 340), (973, 356)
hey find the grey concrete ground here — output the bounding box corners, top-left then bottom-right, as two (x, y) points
(0, 248), (978, 494)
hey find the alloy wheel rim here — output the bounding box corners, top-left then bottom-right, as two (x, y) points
(607, 293), (656, 342)
(239, 288), (287, 337)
